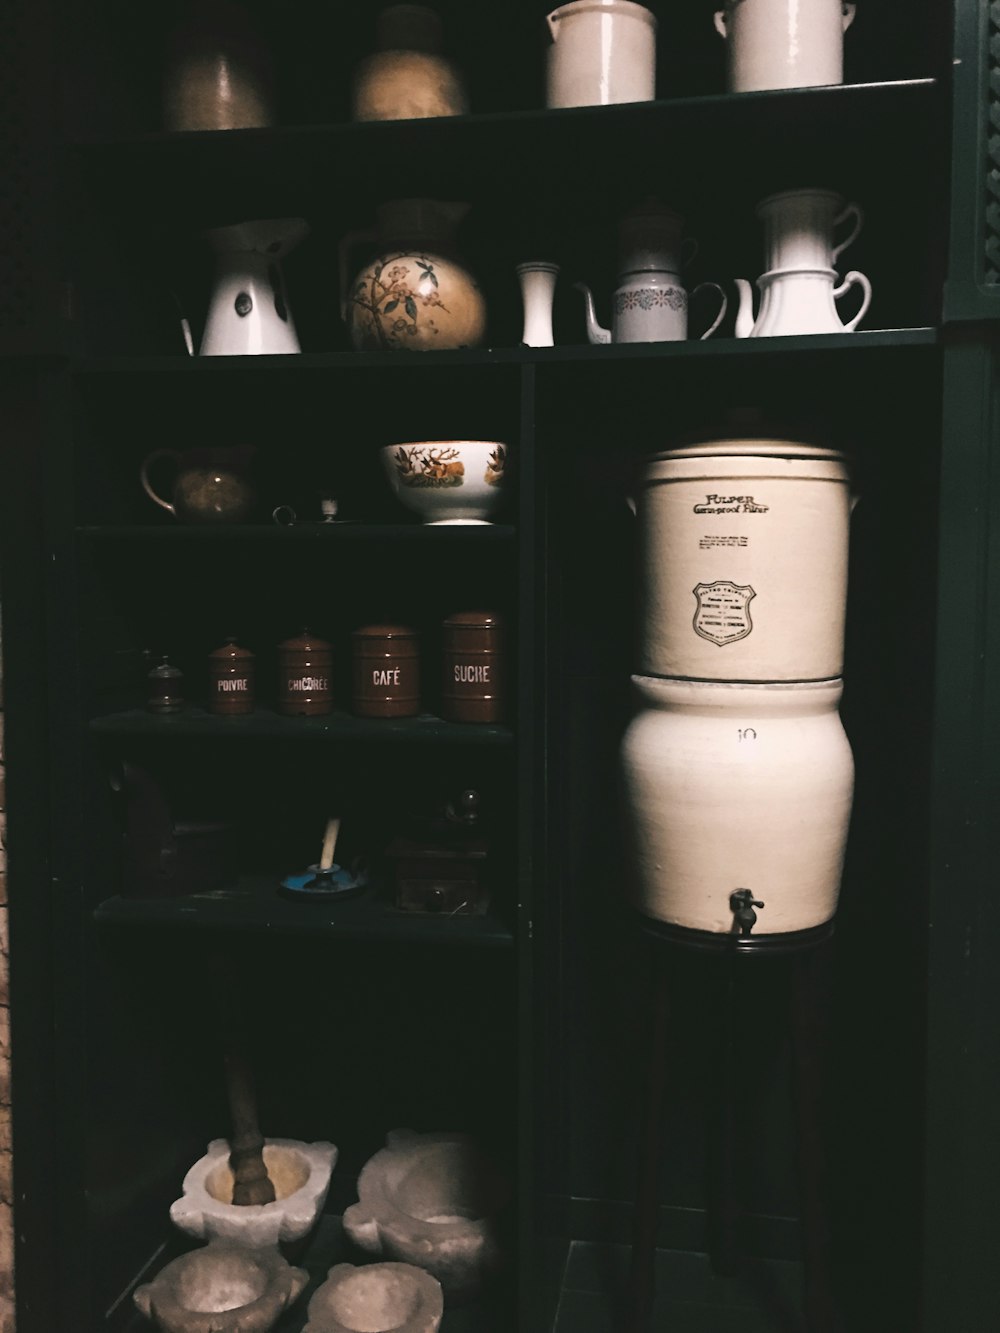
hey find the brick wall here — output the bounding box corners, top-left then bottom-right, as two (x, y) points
(0, 619), (13, 1331)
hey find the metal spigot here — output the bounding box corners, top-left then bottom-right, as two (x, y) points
(730, 888), (765, 937)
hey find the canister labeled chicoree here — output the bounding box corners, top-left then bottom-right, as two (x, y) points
(278, 629), (333, 716)
(352, 624), (420, 718)
(441, 611), (505, 723)
(621, 674), (855, 935)
(207, 636), (255, 715)
(635, 439), (855, 682)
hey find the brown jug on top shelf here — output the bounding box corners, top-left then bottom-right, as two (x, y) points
(353, 5), (468, 122)
(352, 625), (421, 718)
(278, 630), (333, 716)
(207, 638), (255, 715)
(163, 0), (274, 131)
(441, 612), (506, 723)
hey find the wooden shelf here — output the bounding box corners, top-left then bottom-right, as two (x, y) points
(89, 706), (514, 746)
(78, 523), (517, 543)
(94, 875), (514, 947)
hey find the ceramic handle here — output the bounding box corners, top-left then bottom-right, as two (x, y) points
(842, 3), (856, 32)
(713, 10), (727, 38)
(338, 228), (378, 322)
(832, 202), (864, 264)
(546, 9), (562, 41)
(832, 270), (871, 331)
(140, 449), (181, 516)
(691, 282), (727, 340)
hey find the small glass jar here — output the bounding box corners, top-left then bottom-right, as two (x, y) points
(147, 657), (184, 714)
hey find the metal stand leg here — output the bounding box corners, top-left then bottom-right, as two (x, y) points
(791, 941), (845, 1333)
(626, 946), (670, 1333)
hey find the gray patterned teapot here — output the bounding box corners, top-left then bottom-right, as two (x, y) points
(575, 201), (726, 344)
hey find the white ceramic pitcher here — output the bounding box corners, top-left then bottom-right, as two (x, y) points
(634, 439), (856, 682)
(621, 674), (855, 935)
(546, 0), (656, 108)
(713, 0), (857, 93)
(198, 217), (307, 357)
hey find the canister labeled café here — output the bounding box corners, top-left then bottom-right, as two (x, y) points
(636, 440), (854, 682)
(278, 629), (332, 716)
(352, 625), (420, 718)
(207, 637), (255, 715)
(621, 675), (854, 935)
(441, 611), (505, 723)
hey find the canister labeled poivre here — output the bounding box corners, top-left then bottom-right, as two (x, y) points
(207, 637), (255, 715)
(352, 624), (420, 718)
(441, 611), (505, 723)
(635, 440), (855, 682)
(278, 629), (333, 716)
(621, 674), (854, 935)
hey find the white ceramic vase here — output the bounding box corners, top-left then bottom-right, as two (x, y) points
(516, 262), (559, 346)
(546, 0), (657, 108)
(713, 0), (857, 93)
(634, 440), (855, 682)
(621, 675), (855, 935)
(757, 187), (864, 273)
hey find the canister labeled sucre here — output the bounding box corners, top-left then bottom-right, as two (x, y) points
(207, 636), (255, 715)
(278, 629), (333, 716)
(441, 611), (505, 723)
(352, 624), (420, 718)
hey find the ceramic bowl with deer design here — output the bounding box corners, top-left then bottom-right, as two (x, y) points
(380, 440), (510, 524)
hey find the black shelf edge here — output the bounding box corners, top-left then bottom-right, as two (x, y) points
(93, 877), (515, 947)
(71, 77), (940, 152)
(73, 330), (940, 375)
(77, 523), (517, 542)
(89, 706), (515, 745)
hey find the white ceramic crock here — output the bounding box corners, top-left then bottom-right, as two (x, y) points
(546, 0), (657, 108)
(714, 0), (856, 93)
(621, 675), (855, 934)
(757, 187), (864, 273)
(635, 440), (854, 682)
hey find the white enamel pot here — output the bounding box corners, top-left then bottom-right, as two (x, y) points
(635, 440), (855, 682)
(621, 675), (854, 935)
(546, 0), (656, 108)
(713, 0), (856, 93)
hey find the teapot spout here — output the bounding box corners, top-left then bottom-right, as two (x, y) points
(733, 278), (756, 339)
(574, 282), (611, 345)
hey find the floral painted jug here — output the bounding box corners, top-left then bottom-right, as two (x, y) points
(339, 199), (486, 351)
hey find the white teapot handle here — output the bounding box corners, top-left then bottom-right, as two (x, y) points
(832, 202), (864, 263)
(547, 9), (563, 42)
(842, 3), (856, 32)
(691, 282), (728, 340)
(713, 10), (727, 38)
(832, 270), (871, 331)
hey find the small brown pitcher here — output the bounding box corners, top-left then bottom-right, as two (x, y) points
(140, 446), (257, 524)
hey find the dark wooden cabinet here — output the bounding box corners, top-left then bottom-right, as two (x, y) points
(2, 3), (997, 1331)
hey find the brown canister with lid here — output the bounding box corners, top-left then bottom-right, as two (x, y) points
(207, 636), (255, 715)
(352, 624), (420, 718)
(278, 629), (333, 716)
(441, 611), (505, 723)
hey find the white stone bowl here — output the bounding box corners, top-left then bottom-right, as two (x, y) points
(304, 1262), (443, 1333)
(134, 1241), (308, 1333)
(342, 1129), (509, 1301)
(380, 441), (510, 524)
(170, 1137), (338, 1247)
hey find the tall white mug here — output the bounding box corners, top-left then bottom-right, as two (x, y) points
(546, 0), (657, 108)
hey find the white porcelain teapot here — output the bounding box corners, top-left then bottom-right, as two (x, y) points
(733, 267), (871, 337)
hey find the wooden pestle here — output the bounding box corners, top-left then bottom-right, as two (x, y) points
(215, 953), (276, 1206)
